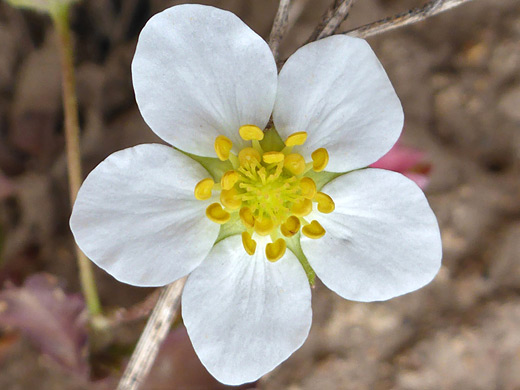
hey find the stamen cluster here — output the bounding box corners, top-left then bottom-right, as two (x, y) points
(194, 125), (335, 261)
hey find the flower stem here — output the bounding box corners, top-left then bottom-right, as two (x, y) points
(51, 5), (102, 317)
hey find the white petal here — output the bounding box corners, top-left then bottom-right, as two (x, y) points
(273, 35), (404, 172)
(132, 4), (277, 156)
(302, 169), (441, 302)
(70, 144), (219, 287)
(182, 235), (312, 385)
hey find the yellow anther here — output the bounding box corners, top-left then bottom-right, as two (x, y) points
(285, 132), (308, 147)
(215, 135), (233, 161)
(238, 147), (261, 166)
(206, 203), (230, 224)
(239, 125), (264, 141)
(262, 151), (285, 164)
(194, 178), (214, 200)
(284, 153), (306, 175)
(239, 207), (255, 229)
(280, 216), (301, 237)
(220, 188), (241, 210)
(254, 217), (275, 236)
(315, 192), (335, 214)
(241, 231), (257, 255)
(221, 170), (239, 190)
(266, 238), (287, 262)
(291, 198), (312, 217)
(299, 177), (316, 199)
(302, 220), (326, 239)
(311, 148), (329, 172)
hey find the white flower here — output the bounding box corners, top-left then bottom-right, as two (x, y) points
(70, 4), (442, 385)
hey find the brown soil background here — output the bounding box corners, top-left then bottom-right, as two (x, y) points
(1, 0), (520, 389)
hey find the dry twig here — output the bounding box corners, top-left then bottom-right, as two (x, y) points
(116, 277), (187, 390)
(345, 0), (476, 38)
(308, 0), (354, 42)
(285, 0), (312, 35)
(268, 0), (292, 61)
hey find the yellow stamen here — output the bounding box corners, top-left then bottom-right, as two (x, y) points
(311, 148), (329, 172)
(266, 238), (286, 262)
(239, 207), (255, 229)
(284, 153), (306, 175)
(215, 135), (233, 161)
(291, 198), (312, 217)
(239, 125), (264, 141)
(315, 192), (335, 213)
(254, 217), (274, 236)
(221, 170), (239, 190)
(209, 130), (334, 257)
(206, 203), (230, 224)
(194, 178), (214, 200)
(241, 231), (257, 255)
(280, 215), (301, 237)
(302, 220), (326, 239)
(262, 151), (285, 164)
(220, 188), (241, 210)
(238, 147), (261, 166)
(285, 131), (307, 146)
(299, 177), (316, 199)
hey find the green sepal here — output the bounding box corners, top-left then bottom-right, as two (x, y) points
(304, 169), (343, 191)
(214, 212), (245, 245)
(260, 127), (285, 152)
(178, 149), (233, 182)
(286, 233), (315, 286)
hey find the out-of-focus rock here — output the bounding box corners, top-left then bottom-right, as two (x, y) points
(498, 85), (520, 122)
(395, 302), (520, 390)
(489, 222), (520, 287)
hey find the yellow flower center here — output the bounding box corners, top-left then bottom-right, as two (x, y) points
(194, 125), (335, 262)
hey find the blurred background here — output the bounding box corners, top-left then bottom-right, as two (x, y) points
(0, 0), (519, 389)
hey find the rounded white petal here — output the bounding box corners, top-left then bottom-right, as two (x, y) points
(70, 144), (219, 287)
(273, 35), (404, 172)
(182, 235), (312, 385)
(132, 4), (277, 155)
(302, 169), (441, 302)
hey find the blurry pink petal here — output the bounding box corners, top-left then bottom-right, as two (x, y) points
(404, 172), (430, 190)
(370, 143), (431, 189)
(0, 273), (88, 376)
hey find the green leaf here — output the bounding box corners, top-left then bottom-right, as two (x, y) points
(5, 0), (78, 14)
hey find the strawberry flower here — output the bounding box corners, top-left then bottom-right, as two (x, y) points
(70, 4), (442, 385)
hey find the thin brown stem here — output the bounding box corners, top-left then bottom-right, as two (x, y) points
(316, 0), (354, 40)
(51, 5), (102, 317)
(308, 0), (353, 42)
(285, 0), (312, 35)
(117, 277), (187, 390)
(268, 0), (292, 61)
(345, 0), (476, 38)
